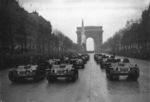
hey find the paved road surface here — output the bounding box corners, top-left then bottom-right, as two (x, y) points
(0, 53), (150, 102)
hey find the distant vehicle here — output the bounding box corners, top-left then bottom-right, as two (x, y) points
(100, 58), (108, 68)
(69, 58), (78, 65)
(37, 60), (52, 72)
(106, 58), (139, 81)
(47, 63), (78, 82)
(62, 57), (70, 63)
(100, 58), (121, 69)
(94, 53), (109, 64)
(74, 59), (85, 69)
(94, 53), (103, 63)
(81, 54), (89, 63)
(8, 64), (45, 83)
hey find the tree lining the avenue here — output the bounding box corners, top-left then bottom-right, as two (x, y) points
(102, 5), (150, 60)
(0, 0), (80, 69)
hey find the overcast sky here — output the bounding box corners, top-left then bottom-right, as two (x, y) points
(20, 0), (150, 48)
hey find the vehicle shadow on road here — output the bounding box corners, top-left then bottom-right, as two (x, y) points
(46, 79), (78, 85)
(106, 78), (140, 95)
(9, 79), (45, 86)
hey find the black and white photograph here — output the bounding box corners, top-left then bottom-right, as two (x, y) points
(0, 0), (150, 102)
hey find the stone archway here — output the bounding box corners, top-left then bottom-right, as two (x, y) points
(86, 38), (94, 51)
(76, 25), (103, 53)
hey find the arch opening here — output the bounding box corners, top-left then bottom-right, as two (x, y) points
(86, 38), (94, 51)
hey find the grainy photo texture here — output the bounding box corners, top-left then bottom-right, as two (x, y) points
(0, 0), (150, 102)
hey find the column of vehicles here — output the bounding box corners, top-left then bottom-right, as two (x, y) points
(8, 53), (89, 83)
(94, 53), (140, 81)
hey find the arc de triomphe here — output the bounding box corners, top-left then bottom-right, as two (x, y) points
(76, 21), (103, 52)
